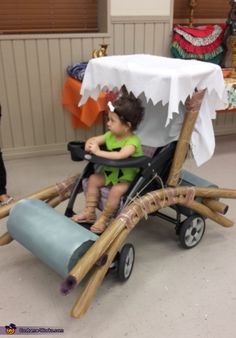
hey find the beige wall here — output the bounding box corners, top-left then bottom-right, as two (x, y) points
(110, 0), (171, 16)
(0, 35), (110, 159)
(0, 13), (173, 159)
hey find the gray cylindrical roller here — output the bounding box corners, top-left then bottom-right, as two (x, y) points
(7, 199), (98, 278)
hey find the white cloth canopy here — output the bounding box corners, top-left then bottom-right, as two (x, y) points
(80, 54), (226, 166)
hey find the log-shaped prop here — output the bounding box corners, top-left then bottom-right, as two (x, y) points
(61, 185), (236, 318)
(167, 90), (205, 187)
(7, 199), (98, 278)
(0, 174), (80, 246)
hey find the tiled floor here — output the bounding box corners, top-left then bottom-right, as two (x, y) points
(0, 134), (236, 338)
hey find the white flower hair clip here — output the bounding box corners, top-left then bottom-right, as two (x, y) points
(107, 101), (115, 112)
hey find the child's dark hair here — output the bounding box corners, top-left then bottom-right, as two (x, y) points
(112, 87), (144, 131)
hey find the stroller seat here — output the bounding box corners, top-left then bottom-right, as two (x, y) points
(81, 144), (157, 212)
(65, 141), (177, 219)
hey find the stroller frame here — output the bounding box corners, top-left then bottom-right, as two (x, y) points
(62, 89), (236, 318)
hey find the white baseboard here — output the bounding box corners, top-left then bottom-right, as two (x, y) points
(214, 126), (236, 136)
(2, 143), (68, 160)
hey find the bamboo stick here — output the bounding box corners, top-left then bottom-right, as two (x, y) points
(167, 90), (205, 186)
(70, 185), (236, 317)
(72, 195), (184, 317)
(146, 187), (236, 204)
(64, 217), (127, 292)
(65, 190), (184, 288)
(69, 185), (236, 317)
(181, 200), (233, 227)
(0, 186), (58, 220)
(167, 110), (198, 186)
(65, 186), (236, 289)
(47, 195), (65, 208)
(1, 186), (234, 250)
(194, 187), (236, 199)
(0, 232), (13, 246)
(71, 227), (130, 318)
(202, 198), (228, 215)
(0, 174), (79, 220)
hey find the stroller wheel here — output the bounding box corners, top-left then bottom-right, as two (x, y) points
(179, 215), (205, 249)
(117, 243), (135, 281)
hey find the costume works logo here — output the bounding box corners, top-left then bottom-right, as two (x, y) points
(5, 323), (16, 335)
(0, 323), (64, 335)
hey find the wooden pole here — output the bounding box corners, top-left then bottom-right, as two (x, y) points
(0, 174), (79, 220)
(167, 90), (205, 186)
(180, 200), (233, 227)
(0, 186), (58, 220)
(68, 185), (236, 318)
(47, 195), (65, 208)
(66, 217), (127, 289)
(71, 227), (130, 318)
(70, 188), (234, 318)
(65, 186), (236, 289)
(1, 185), (233, 249)
(194, 187), (236, 199)
(67, 191), (166, 289)
(0, 232), (13, 246)
(202, 198), (228, 215)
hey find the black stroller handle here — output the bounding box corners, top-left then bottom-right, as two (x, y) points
(67, 141), (151, 168)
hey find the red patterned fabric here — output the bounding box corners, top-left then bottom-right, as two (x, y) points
(174, 24), (215, 37)
(171, 24), (226, 65)
(172, 32), (224, 54)
(174, 24), (225, 46)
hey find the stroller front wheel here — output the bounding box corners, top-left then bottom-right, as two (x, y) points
(117, 243), (135, 281)
(179, 215), (205, 249)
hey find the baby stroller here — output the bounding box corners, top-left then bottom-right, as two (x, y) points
(65, 138), (177, 275)
(2, 54), (236, 319)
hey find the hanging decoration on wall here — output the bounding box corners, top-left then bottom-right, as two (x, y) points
(171, 0), (227, 65)
(171, 24), (226, 65)
(222, 0), (236, 67)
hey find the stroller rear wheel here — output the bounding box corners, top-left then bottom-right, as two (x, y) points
(179, 215), (205, 249)
(117, 243), (135, 281)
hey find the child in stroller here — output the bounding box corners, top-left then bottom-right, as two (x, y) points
(72, 89), (144, 233)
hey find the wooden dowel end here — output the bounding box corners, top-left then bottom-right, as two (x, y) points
(185, 200), (233, 227)
(202, 198), (229, 215)
(0, 232), (13, 246)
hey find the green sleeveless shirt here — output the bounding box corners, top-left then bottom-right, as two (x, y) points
(102, 131), (143, 185)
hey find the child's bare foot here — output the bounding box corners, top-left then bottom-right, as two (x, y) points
(90, 220), (107, 234)
(72, 209), (96, 224)
(0, 194), (14, 206)
(90, 204), (114, 234)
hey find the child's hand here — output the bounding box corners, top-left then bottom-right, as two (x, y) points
(88, 141), (100, 155)
(85, 141), (90, 152)
(85, 138), (97, 152)
(84, 135), (105, 154)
